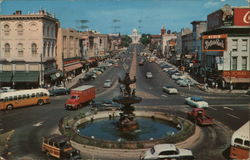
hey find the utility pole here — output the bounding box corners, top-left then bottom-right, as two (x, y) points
(229, 50), (232, 91)
(40, 54), (43, 87)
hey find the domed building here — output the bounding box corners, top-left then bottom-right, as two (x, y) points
(129, 29), (141, 44)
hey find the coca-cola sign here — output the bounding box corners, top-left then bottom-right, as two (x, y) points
(202, 34), (227, 52)
(234, 8), (250, 26)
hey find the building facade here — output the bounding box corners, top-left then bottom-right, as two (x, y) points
(0, 10), (59, 88)
(202, 5), (250, 89)
(56, 28), (84, 83)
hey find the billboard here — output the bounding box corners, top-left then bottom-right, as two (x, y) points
(207, 10), (223, 30)
(234, 8), (250, 26)
(202, 34), (227, 52)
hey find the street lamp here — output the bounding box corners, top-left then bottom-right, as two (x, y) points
(229, 50), (233, 91)
(40, 54), (44, 87)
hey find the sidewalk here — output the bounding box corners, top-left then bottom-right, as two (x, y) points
(164, 61), (247, 94)
(65, 73), (85, 89)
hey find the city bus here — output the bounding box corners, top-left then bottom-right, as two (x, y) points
(230, 121), (250, 160)
(0, 88), (50, 110)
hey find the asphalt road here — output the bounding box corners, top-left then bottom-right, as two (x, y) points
(0, 44), (249, 160)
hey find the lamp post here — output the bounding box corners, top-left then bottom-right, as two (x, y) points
(229, 50), (233, 91)
(40, 54), (43, 87)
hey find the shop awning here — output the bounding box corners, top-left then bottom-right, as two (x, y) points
(12, 71), (39, 82)
(223, 77), (250, 83)
(50, 71), (64, 80)
(64, 63), (83, 72)
(0, 71), (12, 82)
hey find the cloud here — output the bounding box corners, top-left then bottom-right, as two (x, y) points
(204, 1), (219, 8)
(220, 0), (225, 2)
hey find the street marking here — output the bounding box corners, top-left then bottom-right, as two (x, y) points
(209, 106), (217, 111)
(227, 113), (240, 120)
(32, 121), (44, 127)
(223, 107), (233, 111)
(161, 94), (168, 98)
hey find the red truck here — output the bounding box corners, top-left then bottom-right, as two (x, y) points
(65, 85), (95, 110)
(187, 108), (214, 126)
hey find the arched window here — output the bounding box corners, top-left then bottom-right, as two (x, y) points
(4, 43), (10, 54)
(17, 24), (24, 35)
(17, 43), (24, 56)
(4, 24), (10, 35)
(31, 43), (37, 54)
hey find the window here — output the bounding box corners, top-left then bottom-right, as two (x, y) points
(234, 138), (243, 145)
(47, 42), (50, 57)
(242, 39), (248, 51)
(4, 43), (10, 54)
(232, 57), (237, 70)
(14, 96), (17, 100)
(18, 95), (22, 100)
(232, 39), (238, 52)
(47, 26), (50, 37)
(17, 43), (24, 56)
(31, 93), (35, 98)
(4, 24), (10, 35)
(17, 24), (24, 35)
(8, 96), (13, 101)
(27, 94), (30, 98)
(242, 57), (247, 70)
(31, 43), (37, 54)
(22, 95), (27, 99)
(244, 140), (250, 147)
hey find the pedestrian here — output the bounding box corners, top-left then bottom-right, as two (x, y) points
(188, 83), (190, 90)
(205, 83), (208, 90)
(215, 83), (218, 89)
(212, 81), (215, 88)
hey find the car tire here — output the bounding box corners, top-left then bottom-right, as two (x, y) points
(6, 104), (13, 110)
(38, 99), (44, 106)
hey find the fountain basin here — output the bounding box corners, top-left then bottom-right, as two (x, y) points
(60, 111), (195, 149)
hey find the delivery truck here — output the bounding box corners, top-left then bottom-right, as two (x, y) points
(65, 85), (95, 110)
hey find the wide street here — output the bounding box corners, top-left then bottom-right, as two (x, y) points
(0, 45), (249, 160)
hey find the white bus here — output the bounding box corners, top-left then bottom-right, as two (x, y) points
(0, 88), (50, 110)
(230, 121), (250, 160)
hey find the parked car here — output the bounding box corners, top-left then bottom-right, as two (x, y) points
(162, 85), (178, 94)
(171, 73), (185, 80)
(176, 78), (194, 87)
(146, 72), (153, 79)
(49, 87), (70, 96)
(103, 79), (112, 88)
(167, 69), (179, 75)
(185, 96), (209, 108)
(140, 144), (194, 160)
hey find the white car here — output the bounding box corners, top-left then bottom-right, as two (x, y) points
(185, 96), (209, 108)
(171, 73), (185, 80)
(146, 72), (153, 79)
(103, 79), (112, 88)
(162, 85), (178, 94)
(140, 144), (194, 160)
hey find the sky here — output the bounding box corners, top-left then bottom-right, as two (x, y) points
(0, 0), (249, 35)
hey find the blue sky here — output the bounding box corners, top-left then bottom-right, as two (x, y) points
(0, 0), (248, 34)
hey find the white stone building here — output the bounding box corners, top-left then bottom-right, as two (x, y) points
(0, 10), (59, 88)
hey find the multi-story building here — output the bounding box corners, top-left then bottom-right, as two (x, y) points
(162, 31), (176, 59)
(0, 10), (59, 88)
(201, 5), (250, 89)
(56, 28), (84, 82)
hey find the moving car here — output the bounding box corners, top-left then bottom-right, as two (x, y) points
(103, 79), (112, 88)
(49, 87), (70, 96)
(176, 78), (194, 87)
(171, 73), (185, 80)
(185, 96), (208, 108)
(91, 99), (121, 111)
(146, 72), (153, 79)
(140, 144), (194, 160)
(162, 85), (178, 94)
(187, 108), (214, 126)
(42, 134), (81, 159)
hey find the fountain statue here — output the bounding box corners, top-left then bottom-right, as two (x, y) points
(113, 72), (142, 131)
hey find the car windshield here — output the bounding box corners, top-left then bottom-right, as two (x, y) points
(191, 96), (204, 101)
(71, 96), (79, 99)
(58, 141), (71, 148)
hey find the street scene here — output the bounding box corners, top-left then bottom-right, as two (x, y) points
(0, 0), (250, 160)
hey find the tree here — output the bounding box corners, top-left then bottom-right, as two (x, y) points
(140, 34), (151, 46)
(121, 35), (132, 47)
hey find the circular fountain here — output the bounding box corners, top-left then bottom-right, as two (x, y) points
(59, 72), (195, 149)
